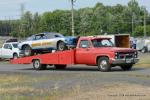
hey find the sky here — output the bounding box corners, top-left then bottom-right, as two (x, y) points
(0, 0), (149, 20)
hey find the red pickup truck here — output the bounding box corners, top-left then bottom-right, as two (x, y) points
(11, 36), (139, 72)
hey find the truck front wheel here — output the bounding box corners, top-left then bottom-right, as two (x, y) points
(54, 65), (67, 70)
(97, 57), (111, 72)
(120, 64), (133, 71)
(33, 60), (47, 70)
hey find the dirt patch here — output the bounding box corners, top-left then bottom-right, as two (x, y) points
(62, 83), (150, 100)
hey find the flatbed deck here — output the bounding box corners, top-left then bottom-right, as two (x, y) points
(10, 50), (75, 65)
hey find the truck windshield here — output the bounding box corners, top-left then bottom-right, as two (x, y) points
(12, 43), (18, 48)
(92, 39), (114, 47)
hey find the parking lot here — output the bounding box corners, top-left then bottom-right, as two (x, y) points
(0, 52), (150, 100)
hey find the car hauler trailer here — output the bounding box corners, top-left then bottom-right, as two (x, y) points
(10, 36), (139, 72)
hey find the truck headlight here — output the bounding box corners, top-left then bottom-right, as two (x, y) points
(115, 52), (118, 59)
(134, 51), (138, 58)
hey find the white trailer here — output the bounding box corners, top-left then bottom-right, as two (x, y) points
(96, 34), (130, 48)
(136, 38), (150, 53)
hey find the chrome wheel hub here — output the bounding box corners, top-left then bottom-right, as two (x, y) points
(100, 60), (107, 69)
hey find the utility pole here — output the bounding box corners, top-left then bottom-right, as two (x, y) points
(20, 3), (25, 39)
(132, 13), (134, 36)
(131, 0), (134, 36)
(144, 8), (146, 38)
(21, 3), (25, 17)
(71, 0), (76, 36)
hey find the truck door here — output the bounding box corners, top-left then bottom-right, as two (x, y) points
(2, 44), (13, 58)
(76, 40), (94, 64)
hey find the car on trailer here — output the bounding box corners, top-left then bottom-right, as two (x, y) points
(18, 32), (77, 56)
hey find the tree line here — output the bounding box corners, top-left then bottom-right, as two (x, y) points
(0, 0), (150, 37)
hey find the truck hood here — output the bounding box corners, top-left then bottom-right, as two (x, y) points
(110, 47), (135, 52)
(96, 47), (136, 52)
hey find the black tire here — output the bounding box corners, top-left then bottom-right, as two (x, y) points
(57, 41), (66, 51)
(33, 60), (47, 70)
(97, 57), (111, 72)
(141, 47), (147, 53)
(120, 64), (133, 71)
(23, 45), (33, 56)
(54, 65), (67, 70)
(13, 53), (18, 59)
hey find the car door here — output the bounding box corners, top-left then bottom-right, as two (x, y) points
(42, 33), (58, 49)
(2, 44), (13, 58)
(31, 35), (43, 49)
(76, 40), (95, 64)
(41, 34), (54, 49)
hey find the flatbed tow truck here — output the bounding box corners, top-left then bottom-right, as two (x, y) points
(10, 36), (139, 72)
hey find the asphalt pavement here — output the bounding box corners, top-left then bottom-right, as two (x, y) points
(0, 64), (150, 91)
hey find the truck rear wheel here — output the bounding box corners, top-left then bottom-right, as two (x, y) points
(54, 65), (67, 70)
(33, 60), (47, 70)
(97, 57), (111, 72)
(120, 64), (133, 71)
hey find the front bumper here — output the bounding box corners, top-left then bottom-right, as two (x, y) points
(111, 58), (139, 65)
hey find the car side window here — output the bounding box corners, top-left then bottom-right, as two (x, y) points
(35, 35), (47, 40)
(54, 35), (61, 38)
(4, 44), (9, 49)
(79, 40), (90, 48)
(4, 44), (12, 49)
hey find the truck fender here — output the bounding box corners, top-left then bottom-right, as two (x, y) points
(96, 55), (110, 65)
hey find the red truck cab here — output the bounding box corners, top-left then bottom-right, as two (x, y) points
(75, 37), (139, 71)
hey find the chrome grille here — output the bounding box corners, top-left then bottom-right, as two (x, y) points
(118, 52), (134, 59)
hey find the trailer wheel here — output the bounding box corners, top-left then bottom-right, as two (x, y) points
(57, 41), (66, 51)
(54, 65), (67, 70)
(97, 57), (111, 72)
(120, 64), (133, 71)
(33, 60), (47, 70)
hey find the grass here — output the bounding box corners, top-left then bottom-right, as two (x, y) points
(55, 83), (150, 100)
(0, 74), (149, 100)
(134, 53), (150, 67)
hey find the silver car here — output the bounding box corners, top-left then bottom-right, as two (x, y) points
(18, 32), (66, 56)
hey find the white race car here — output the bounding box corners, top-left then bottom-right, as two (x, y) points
(18, 32), (66, 56)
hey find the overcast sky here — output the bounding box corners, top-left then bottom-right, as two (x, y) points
(0, 0), (149, 20)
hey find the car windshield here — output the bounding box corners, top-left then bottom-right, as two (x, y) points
(92, 39), (114, 47)
(12, 43), (18, 48)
